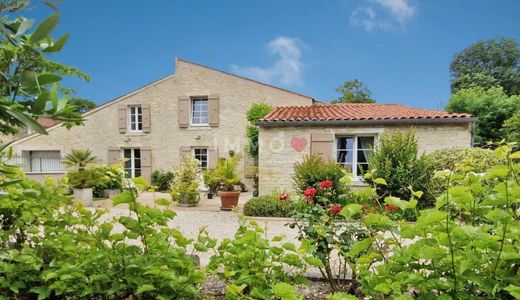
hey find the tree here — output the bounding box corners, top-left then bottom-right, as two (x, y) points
(0, 1), (88, 136)
(450, 37), (520, 95)
(445, 86), (520, 143)
(69, 98), (96, 113)
(331, 79), (375, 104)
(502, 111), (520, 145)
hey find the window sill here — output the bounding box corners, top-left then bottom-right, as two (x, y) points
(125, 132), (146, 136)
(186, 126), (212, 131)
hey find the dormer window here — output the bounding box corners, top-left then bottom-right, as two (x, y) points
(191, 97), (208, 126)
(128, 105), (142, 132)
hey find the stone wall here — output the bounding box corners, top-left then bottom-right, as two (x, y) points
(258, 123), (473, 195)
(11, 59), (314, 183)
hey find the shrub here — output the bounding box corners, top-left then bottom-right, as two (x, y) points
(243, 195), (292, 218)
(171, 156), (201, 205)
(365, 129), (433, 208)
(67, 167), (107, 189)
(92, 164), (125, 197)
(351, 145), (520, 299)
(502, 110), (520, 145)
(205, 218), (311, 299)
(151, 169), (173, 191)
(292, 154), (347, 196)
(428, 147), (503, 173)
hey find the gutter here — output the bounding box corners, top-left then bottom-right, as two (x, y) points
(257, 117), (478, 127)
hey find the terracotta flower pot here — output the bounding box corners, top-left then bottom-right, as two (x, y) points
(220, 190), (240, 211)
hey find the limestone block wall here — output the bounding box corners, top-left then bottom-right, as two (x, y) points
(258, 123), (473, 195)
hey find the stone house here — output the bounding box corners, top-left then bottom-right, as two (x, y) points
(8, 58), (314, 183)
(257, 104), (475, 194)
(7, 58), (476, 193)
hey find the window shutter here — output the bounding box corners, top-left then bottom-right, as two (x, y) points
(311, 134), (334, 161)
(142, 103), (151, 133)
(208, 146), (218, 169)
(118, 105), (127, 133)
(244, 149), (256, 178)
(108, 147), (121, 165)
(178, 96), (189, 128)
(140, 147), (152, 183)
(180, 146), (191, 163)
(208, 95), (219, 127)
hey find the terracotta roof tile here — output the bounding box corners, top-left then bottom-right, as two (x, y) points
(260, 103), (474, 124)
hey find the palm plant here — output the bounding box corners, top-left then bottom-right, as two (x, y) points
(63, 149), (97, 171)
(216, 157), (240, 191)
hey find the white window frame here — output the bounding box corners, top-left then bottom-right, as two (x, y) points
(335, 135), (376, 180)
(128, 105), (143, 132)
(193, 148), (208, 169)
(190, 97), (209, 126)
(122, 148), (141, 178)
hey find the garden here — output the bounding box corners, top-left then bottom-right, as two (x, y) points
(0, 1), (519, 299)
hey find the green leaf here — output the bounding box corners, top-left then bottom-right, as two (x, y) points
(505, 285), (520, 299)
(304, 256), (324, 267)
(374, 178), (387, 185)
(327, 292), (358, 300)
(131, 177), (148, 190)
(112, 191), (134, 206)
(339, 204), (362, 219)
(4, 107), (47, 135)
(16, 18), (35, 36)
(282, 243), (296, 252)
(510, 152), (520, 160)
(136, 284), (155, 294)
(374, 282), (392, 294)
(417, 210), (447, 227)
(349, 238), (372, 257)
(30, 12), (60, 43)
(485, 165), (509, 179)
(154, 198), (171, 206)
(37, 74), (62, 85)
(272, 282), (300, 300)
(44, 33), (69, 53)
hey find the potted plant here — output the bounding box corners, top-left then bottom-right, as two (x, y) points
(92, 164), (125, 198)
(171, 182), (200, 207)
(202, 168), (221, 199)
(67, 168), (106, 206)
(63, 149), (103, 206)
(171, 155), (201, 207)
(216, 157), (240, 210)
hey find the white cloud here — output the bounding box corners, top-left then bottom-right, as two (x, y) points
(231, 36), (304, 86)
(350, 0), (417, 32)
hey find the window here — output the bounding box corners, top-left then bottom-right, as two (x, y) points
(20, 150), (63, 173)
(336, 136), (375, 177)
(193, 148), (208, 169)
(123, 148), (141, 178)
(128, 105), (142, 132)
(191, 97), (208, 125)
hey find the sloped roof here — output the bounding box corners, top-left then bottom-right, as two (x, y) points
(259, 103), (475, 126)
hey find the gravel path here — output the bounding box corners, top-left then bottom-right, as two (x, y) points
(101, 206), (298, 266)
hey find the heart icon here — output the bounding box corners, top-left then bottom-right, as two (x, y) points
(290, 136), (307, 152)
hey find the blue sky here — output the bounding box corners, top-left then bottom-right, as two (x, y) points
(27, 0), (520, 109)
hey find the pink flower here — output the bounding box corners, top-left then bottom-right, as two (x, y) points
(303, 187), (317, 203)
(319, 180), (333, 190)
(279, 193), (288, 201)
(385, 204), (398, 212)
(329, 204), (342, 215)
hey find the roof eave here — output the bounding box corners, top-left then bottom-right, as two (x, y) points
(257, 117), (478, 127)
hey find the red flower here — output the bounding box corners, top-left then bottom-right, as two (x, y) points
(329, 204), (342, 215)
(385, 204), (398, 212)
(303, 187), (317, 203)
(319, 180), (333, 190)
(279, 193), (288, 201)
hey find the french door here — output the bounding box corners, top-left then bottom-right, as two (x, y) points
(123, 148), (141, 178)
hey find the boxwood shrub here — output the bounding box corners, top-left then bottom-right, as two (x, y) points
(243, 196), (292, 218)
